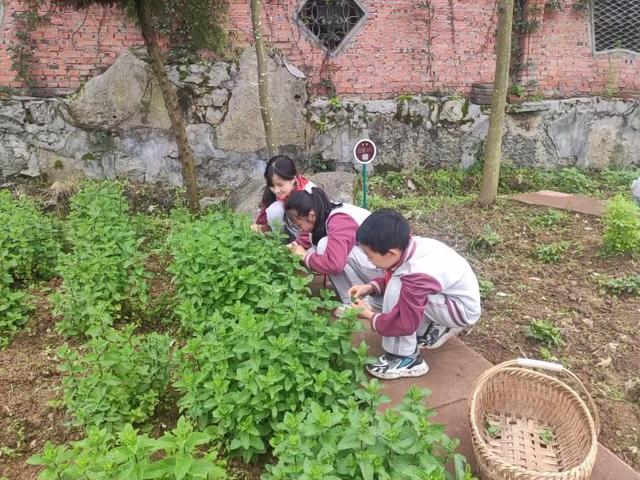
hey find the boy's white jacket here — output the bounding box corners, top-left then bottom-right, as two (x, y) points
(369, 237), (481, 337)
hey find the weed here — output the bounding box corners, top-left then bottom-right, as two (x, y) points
(534, 241), (571, 263)
(601, 194), (640, 256)
(527, 319), (565, 347)
(530, 209), (569, 229)
(595, 274), (640, 296)
(467, 226), (503, 254)
(479, 279), (495, 299)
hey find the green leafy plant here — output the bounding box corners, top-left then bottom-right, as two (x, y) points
(509, 84), (526, 97)
(539, 428), (554, 444)
(52, 181), (149, 337)
(0, 284), (33, 349)
(534, 241), (571, 263)
(27, 417), (229, 479)
(0, 190), (60, 284)
(530, 209), (569, 229)
(167, 210), (311, 334)
(527, 319), (565, 347)
(478, 279), (495, 299)
(595, 274), (640, 296)
(484, 419), (502, 439)
(601, 194), (640, 256)
(467, 226), (503, 254)
(58, 326), (172, 431)
(264, 384), (476, 480)
(174, 295), (366, 462)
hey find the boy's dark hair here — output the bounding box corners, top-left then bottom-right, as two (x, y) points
(261, 155), (298, 207)
(356, 209), (410, 254)
(285, 187), (341, 245)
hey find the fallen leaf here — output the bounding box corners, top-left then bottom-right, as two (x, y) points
(596, 357), (612, 367)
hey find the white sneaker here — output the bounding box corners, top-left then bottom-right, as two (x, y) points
(365, 354), (429, 380)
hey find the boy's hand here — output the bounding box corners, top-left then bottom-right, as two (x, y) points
(287, 241), (307, 257)
(351, 298), (374, 321)
(251, 224), (263, 233)
(348, 284), (374, 301)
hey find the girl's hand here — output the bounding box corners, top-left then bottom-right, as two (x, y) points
(287, 241), (307, 257)
(348, 284), (373, 300)
(351, 298), (374, 321)
(251, 224), (263, 233)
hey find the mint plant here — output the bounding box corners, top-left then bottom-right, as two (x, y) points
(264, 384), (476, 480)
(174, 291), (367, 462)
(27, 417), (229, 479)
(0, 283), (33, 349)
(601, 194), (640, 256)
(0, 190), (60, 284)
(167, 210), (313, 334)
(52, 181), (149, 337)
(58, 325), (172, 431)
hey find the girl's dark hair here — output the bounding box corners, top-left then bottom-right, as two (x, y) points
(260, 155), (298, 207)
(285, 187), (341, 245)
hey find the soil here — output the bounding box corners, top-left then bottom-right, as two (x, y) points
(407, 198), (640, 471)
(1, 184), (638, 478)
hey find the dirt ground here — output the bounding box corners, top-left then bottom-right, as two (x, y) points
(0, 184), (638, 478)
(407, 198), (640, 471)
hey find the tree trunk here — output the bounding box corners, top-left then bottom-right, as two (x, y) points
(134, 0), (199, 212)
(478, 0), (514, 205)
(250, 0), (277, 159)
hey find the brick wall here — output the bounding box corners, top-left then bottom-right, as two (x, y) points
(0, 0), (638, 97)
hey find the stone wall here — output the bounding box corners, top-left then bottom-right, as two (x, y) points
(1, 0), (639, 98)
(1, 48), (639, 188)
(308, 96), (640, 172)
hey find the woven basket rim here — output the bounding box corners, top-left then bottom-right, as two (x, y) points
(469, 366), (598, 478)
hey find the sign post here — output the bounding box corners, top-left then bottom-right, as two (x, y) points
(353, 139), (376, 210)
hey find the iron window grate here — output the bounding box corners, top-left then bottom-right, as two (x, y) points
(592, 0), (640, 54)
(297, 0), (366, 53)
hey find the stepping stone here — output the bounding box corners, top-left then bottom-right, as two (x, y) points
(510, 190), (605, 216)
(357, 329), (640, 479)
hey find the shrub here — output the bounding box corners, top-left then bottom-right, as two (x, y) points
(52, 182), (148, 337)
(601, 194), (640, 255)
(0, 190), (60, 284)
(58, 326), (172, 431)
(27, 417), (229, 480)
(264, 384), (475, 480)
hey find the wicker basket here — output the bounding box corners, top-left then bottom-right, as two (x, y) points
(469, 359), (599, 480)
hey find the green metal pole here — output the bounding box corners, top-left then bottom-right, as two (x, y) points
(362, 164), (368, 210)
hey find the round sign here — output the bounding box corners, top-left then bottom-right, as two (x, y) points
(353, 139), (376, 165)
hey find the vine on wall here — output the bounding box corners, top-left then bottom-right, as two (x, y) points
(8, 0), (51, 88)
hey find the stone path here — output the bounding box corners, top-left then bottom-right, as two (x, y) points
(354, 328), (640, 479)
(510, 190), (605, 216)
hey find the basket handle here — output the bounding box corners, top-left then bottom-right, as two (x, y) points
(516, 358), (600, 434)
